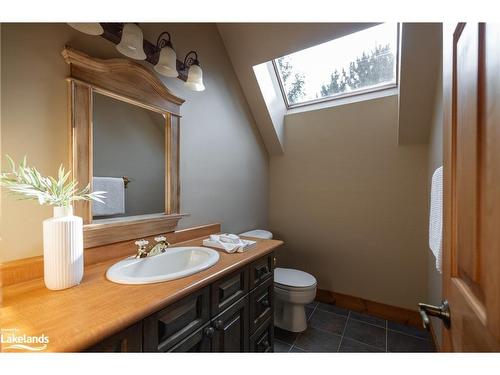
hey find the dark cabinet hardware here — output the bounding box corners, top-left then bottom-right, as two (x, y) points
(261, 299), (270, 308)
(213, 319), (224, 330)
(204, 327), (215, 338)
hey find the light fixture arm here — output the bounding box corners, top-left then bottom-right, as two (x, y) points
(183, 51), (200, 68)
(156, 31), (174, 49)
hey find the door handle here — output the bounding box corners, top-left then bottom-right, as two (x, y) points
(418, 299), (451, 330)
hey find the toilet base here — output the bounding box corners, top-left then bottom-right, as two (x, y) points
(274, 298), (308, 332)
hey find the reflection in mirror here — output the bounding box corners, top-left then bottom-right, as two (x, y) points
(92, 92), (166, 221)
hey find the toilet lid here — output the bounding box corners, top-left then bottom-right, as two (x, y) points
(238, 229), (273, 239)
(274, 268), (317, 288)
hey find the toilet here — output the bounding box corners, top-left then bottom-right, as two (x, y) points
(239, 229), (317, 333)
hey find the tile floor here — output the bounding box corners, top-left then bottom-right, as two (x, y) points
(274, 301), (436, 352)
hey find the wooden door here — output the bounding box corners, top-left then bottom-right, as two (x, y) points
(443, 22), (500, 351)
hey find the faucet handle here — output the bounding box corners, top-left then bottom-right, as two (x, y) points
(135, 239), (149, 248)
(154, 236), (167, 243)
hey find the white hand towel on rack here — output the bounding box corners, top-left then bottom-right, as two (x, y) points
(92, 177), (125, 216)
(429, 166), (443, 273)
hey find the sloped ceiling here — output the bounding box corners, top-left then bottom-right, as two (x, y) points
(217, 23), (443, 154)
(398, 23), (443, 145)
(217, 23), (376, 155)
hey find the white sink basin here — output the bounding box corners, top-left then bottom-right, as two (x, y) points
(106, 246), (220, 285)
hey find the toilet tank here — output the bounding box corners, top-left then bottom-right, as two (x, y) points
(238, 229), (273, 239)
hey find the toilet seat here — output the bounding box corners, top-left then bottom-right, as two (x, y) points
(274, 267), (317, 289)
(275, 282), (317, 292)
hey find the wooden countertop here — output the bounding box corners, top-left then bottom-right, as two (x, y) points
(0, 237), (283, 352)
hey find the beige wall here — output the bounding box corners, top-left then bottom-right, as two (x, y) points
(398, 23), (442, 145)
(426, 32), (443, 344)
(0, 23), (269, 262)
(270, 95), (429, 310)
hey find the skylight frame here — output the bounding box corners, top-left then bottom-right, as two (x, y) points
(273, 23), (401, 109)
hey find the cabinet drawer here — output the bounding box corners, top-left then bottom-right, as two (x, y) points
(249, 317), (273, 353)
(211, 296), (249, 352)
(211, 267), (249, 316)
(249, 275), (274, 334)
(86, 322), (142, 352)
(143, 286), (210, 352)
(168, 323), (212, 352)
(249, 252), (274, 289)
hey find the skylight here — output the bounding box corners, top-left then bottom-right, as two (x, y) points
(274, 23), (399, 107)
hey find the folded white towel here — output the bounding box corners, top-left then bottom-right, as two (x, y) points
(92, 177), (125, 217)
(219, 234), (241, 244)
(429, 166), (443, 273)
(204, 234), (256, 253)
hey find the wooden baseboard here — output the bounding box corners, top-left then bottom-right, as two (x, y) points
(316, 289), (422, 328)
(0, 223), (221, 287)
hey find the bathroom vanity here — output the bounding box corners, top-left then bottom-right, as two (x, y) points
(88, 250), (275, 352)
(0, 227), (282, 353)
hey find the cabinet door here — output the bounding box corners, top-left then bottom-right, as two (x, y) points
(143, 287), (210, 352)
(249, 317), (273, 353)
(211, 296), (249, 352)
(249, 252), (274, 289)
(168, 324), (212, 352)
(249, 276), (274, 334)
(211, 267), (249, 316)
(86, 322), (142, 352)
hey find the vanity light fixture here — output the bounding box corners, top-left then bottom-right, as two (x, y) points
(154, 32), (179, 78)
(69, 23), (205, 91)
(68, 23), (104, 36)
(116, 23), (146, 60)
(182, 51), (205, 92)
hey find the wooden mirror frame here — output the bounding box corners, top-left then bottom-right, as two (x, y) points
(62, 47), (185, 248)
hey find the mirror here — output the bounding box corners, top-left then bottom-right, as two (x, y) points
(63, 47), (184, 248)
(92, 92), (166, 221)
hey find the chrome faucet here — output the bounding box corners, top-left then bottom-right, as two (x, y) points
(134, 236), (171, 258)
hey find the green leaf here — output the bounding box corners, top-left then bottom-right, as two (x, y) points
(1, 155), (107, 207)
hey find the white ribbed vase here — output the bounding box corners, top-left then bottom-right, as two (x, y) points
(43, 206), (84, 290)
